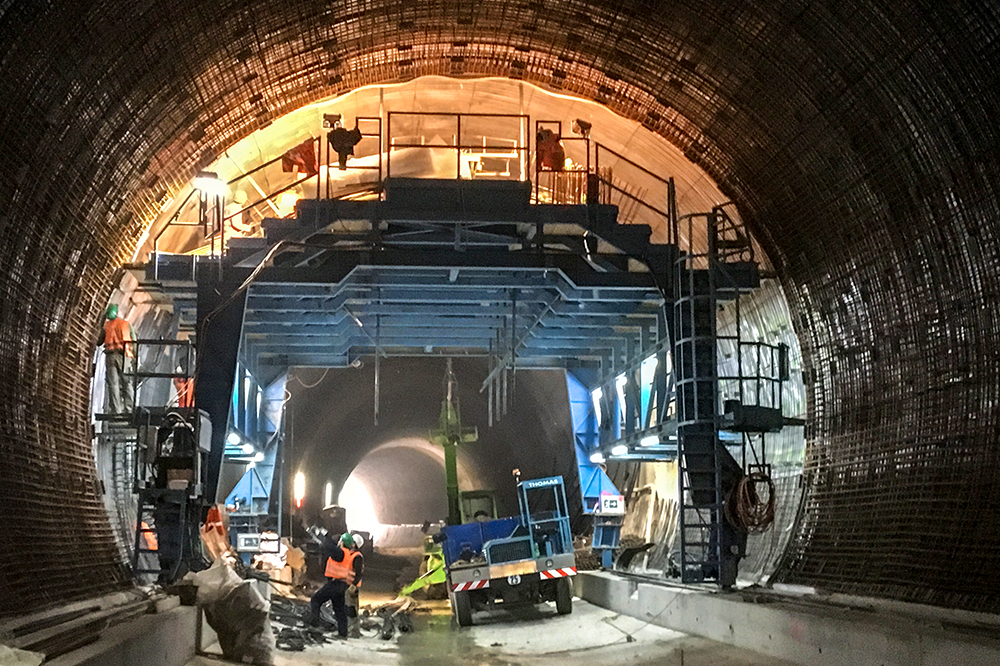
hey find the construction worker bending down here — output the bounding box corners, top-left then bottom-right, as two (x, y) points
(98, 304), (135, 414)
(310, 532), (364, 638)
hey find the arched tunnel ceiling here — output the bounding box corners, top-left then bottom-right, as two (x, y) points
(143, 76), (743, 257)
(1, 1), (999, 616)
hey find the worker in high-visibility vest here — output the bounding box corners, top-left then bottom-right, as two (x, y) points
(140, 521), (158, 551)
(98, 304), (135, 414)
(309, 532), (364, 638)
(173, 366), (195, 408)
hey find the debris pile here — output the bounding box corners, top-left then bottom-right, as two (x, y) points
(362, 597), (417, 640)
(268, 594), (421, 651)
(268, 597), (330, 652)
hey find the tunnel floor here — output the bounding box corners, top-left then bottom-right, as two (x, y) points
(185, 549), (797, 666)
(187, 600), (797, 666)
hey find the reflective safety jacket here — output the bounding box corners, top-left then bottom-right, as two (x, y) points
(325, 547), (361, 583)
(103, 318), (134, 357)
(140, 521), (158, 551)
(173, 376), (194, 408)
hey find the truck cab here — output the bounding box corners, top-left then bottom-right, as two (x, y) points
(439, 475), (576, 626)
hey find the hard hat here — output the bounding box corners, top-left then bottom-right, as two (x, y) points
(105, 304), (118, 320)
(352, 533), (364, 550)
(340, 532), (355, 549)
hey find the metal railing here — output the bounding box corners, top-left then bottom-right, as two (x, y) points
(149, 113), (694, 265)
(387, 111), (531, 181)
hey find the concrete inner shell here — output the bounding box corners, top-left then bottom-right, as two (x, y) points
(1, 0), (998, 618)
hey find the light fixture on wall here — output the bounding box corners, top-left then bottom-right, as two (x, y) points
(293, 472), (306, 509)
(193, 170), (228, 197)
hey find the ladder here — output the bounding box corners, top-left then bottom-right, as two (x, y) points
(131, 488), (191, 580)
(674, 251), (723, 582)
(673, 206), (756, 585)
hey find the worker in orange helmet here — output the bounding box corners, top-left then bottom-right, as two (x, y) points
(98, 304), (135, 414)
(309, 532), (364, 638)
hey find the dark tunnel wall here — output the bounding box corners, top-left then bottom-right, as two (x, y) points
(1, 1), (999, 615)
(288, 359), (581, 527)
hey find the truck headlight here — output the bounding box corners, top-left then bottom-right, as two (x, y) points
(545, 559), (553, 568)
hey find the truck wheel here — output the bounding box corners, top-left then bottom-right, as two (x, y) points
(555, 578), (572, 615)
(453, 589), (474, 626)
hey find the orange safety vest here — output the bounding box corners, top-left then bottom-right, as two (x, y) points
(173, 376), (195, 407)
(325, 547), (361, 583)
(203, 505), (226, 536)
(104, 318), (133, 357)
(140, 521), (158, 551)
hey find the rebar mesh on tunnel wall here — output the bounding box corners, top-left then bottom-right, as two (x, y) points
(0, 247), (134, 615)
(1, 0), (1000, 617)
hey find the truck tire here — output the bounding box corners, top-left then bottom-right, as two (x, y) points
(453, 589), (474, 626)
(555, 578), (572, 615)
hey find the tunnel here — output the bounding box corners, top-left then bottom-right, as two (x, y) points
(1, 0), (999, 661)
(286, 360), (580, 531)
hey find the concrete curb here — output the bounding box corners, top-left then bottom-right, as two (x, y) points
(575, 571), (1000, 666)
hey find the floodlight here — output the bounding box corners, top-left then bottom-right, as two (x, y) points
(193, 171), (228, 197)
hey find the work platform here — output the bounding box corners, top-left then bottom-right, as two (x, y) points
(132, 126), (786, 592)
(149, 178), (674, 386)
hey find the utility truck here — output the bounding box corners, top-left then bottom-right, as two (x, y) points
(438, 475), (576, 626)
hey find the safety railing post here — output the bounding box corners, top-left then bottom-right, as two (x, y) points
(386, 111), (393, 180)
(455, 114), (462, 179)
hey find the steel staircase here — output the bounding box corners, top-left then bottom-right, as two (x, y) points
(673, 205), (758, 585)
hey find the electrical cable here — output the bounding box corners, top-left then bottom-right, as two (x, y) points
(289, 368), (329, 389)
(725, 470), (776, 533)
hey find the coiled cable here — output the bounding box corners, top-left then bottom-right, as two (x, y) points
(725, 469), (776, 533)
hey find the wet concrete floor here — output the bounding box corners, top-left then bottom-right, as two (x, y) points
(187, 549), (797, 666)
(188, 597), (797, 666)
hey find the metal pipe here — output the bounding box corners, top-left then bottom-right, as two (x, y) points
(456, 114), (462, 179)
(487, 339), (494, 427)
(374, 310), (381, 426)
(478, 294), (559, 391)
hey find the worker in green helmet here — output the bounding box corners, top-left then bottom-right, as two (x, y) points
(98, 303), (136, 414)
(309, 531), (364, 638)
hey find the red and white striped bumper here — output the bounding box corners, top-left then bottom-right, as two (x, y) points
(452, 579), (490, 592)
(539, 567), (577, 579)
